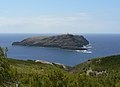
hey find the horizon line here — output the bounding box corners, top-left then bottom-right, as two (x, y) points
(0, 33), (120, 35)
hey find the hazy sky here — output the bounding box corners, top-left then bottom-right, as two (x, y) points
(0, 0), (120, 34)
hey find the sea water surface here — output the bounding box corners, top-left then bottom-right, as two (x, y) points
(0, 33), (120, 66)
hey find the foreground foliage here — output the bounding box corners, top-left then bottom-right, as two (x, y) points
(0, 47), (120, 87)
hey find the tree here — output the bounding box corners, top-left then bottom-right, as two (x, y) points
(0, 47), (5, 57)
(0, 47), (8, 58)
(5, 47), (8, 58)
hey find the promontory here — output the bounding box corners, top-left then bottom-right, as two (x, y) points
(12, 34), (89, 50)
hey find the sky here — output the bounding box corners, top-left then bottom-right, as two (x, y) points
(0, 0), (120, 34)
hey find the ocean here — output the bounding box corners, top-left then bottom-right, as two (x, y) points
(0, 33), (120, 66)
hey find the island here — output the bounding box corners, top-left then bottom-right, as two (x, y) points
(12, 34), (89, 50)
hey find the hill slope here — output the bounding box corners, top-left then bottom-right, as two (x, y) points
(70, 55), (120, 74)
(0, 55), (120, 87)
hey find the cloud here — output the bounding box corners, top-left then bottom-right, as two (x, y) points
(0, 13), (119, 33)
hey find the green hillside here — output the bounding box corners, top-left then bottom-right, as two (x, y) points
(70, 55), (120, 73)
(0, 47), (120, 87)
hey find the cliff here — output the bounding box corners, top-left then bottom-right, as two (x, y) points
(12, 34), (89, 50)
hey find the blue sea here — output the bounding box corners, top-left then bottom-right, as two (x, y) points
(0, 33), (120, 66)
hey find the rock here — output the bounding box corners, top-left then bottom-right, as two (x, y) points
(12, 34), (89, 50)
(35, 60), (53, 65)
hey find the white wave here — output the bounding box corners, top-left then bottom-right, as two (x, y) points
(75, 50), (92, 54)
(81, 50), (92, 54)
(82, 44), (92, 49)
(75, 44), (92, 53)
(75, 50), (81, 52)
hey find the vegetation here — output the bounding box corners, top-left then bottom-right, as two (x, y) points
(0, 47), (120, 87)
(0, 47), (8, 58)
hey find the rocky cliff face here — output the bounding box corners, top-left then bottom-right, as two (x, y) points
(12, 34), (89, 50)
